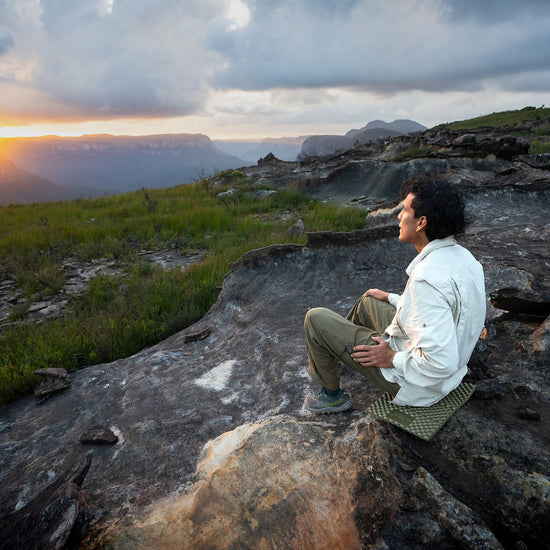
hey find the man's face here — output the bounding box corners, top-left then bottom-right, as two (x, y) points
(397, 193), (424, 245)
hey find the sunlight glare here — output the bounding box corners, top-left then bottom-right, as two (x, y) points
(0, 126), (50, 138)
(227, 0), (250, 30)
(99, 0), (114, 16)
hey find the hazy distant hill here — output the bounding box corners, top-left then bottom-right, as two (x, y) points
(214, 137), (308, 162)
(300, 119), (427, 158)
(0, 153), (95, 205)
(0, 134), (249, 204)
(346, 119), (427, 138)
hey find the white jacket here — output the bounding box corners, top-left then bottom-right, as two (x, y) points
(381, 237), (486, 406)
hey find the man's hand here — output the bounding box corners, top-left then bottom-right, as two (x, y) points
(364, 288), (389, 302)
(352, 336), (396, 369)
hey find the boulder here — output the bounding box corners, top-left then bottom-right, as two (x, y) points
(79, 426), (119, 445)
(100, 416), (502, 550)
(453, 133), (477, 145)
(286, 219), (306, 237)
(100, 416), (398, 549)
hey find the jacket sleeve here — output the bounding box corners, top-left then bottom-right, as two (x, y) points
(391, 278), (460, 389)
(388, 293), (401, 308)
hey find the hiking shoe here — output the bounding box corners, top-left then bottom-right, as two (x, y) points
(304, 388), (352, 414)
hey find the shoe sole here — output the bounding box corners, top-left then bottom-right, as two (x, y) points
(306, 400), (352, 414)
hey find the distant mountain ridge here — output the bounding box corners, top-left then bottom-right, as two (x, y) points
(0, 119), (427, 205)
(300, 119), (427, 158)
(214, 137), (308, 162)
(215, 120), (428, 163)
(0, 134), (248, 204)
(346, 119), (427, 137)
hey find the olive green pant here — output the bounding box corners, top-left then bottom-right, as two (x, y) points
(304, 295), (401, 396)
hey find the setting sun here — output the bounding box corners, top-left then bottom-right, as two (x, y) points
(0, 125), (81, 138)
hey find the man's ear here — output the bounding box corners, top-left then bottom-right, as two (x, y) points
(416, 215), (427, 232)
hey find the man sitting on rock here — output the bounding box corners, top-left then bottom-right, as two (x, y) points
(304, 175), (486, 413)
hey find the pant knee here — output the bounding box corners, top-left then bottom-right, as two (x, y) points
(359, 294), (375, 308)
(304, 307), (329, 331)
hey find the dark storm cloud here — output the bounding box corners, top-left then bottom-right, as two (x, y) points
(209, 0), (550, 94)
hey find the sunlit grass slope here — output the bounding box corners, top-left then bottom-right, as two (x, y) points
(444, 106), (550, 153)
(0, 171), (366, 403)
(444, 105), (550, 131)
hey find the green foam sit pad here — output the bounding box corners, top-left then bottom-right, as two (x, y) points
(366, 382), (476, 441)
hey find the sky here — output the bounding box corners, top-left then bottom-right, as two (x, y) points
(0, 0), (549, 139)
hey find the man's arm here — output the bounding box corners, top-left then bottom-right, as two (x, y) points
(365, 288), (401, 308)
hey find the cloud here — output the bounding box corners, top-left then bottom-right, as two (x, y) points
(36, 0), (221, 117)
(0, 0), (231, 121)
(0, 0), (549, 129)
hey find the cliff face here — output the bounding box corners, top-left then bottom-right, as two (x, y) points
(0, 138), (549, 548)
(0, 134), (248, 202)
(299, 119), (427, 158)
(300, 128), (402, 158)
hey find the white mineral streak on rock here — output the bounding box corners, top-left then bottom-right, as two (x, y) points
(196, 421), (262, 479)
(194, 359), (237, 391)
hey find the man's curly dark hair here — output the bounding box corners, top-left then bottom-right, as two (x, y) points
(399, 174), (472, 241)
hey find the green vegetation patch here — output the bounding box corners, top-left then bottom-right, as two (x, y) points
(0, 172), (366, 403)
(391, 145), (438, 162)
(445, 106), (550, 131)
(529, 141), (550, 154)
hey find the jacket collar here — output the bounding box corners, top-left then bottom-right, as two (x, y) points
(406, 236), (456, 276)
